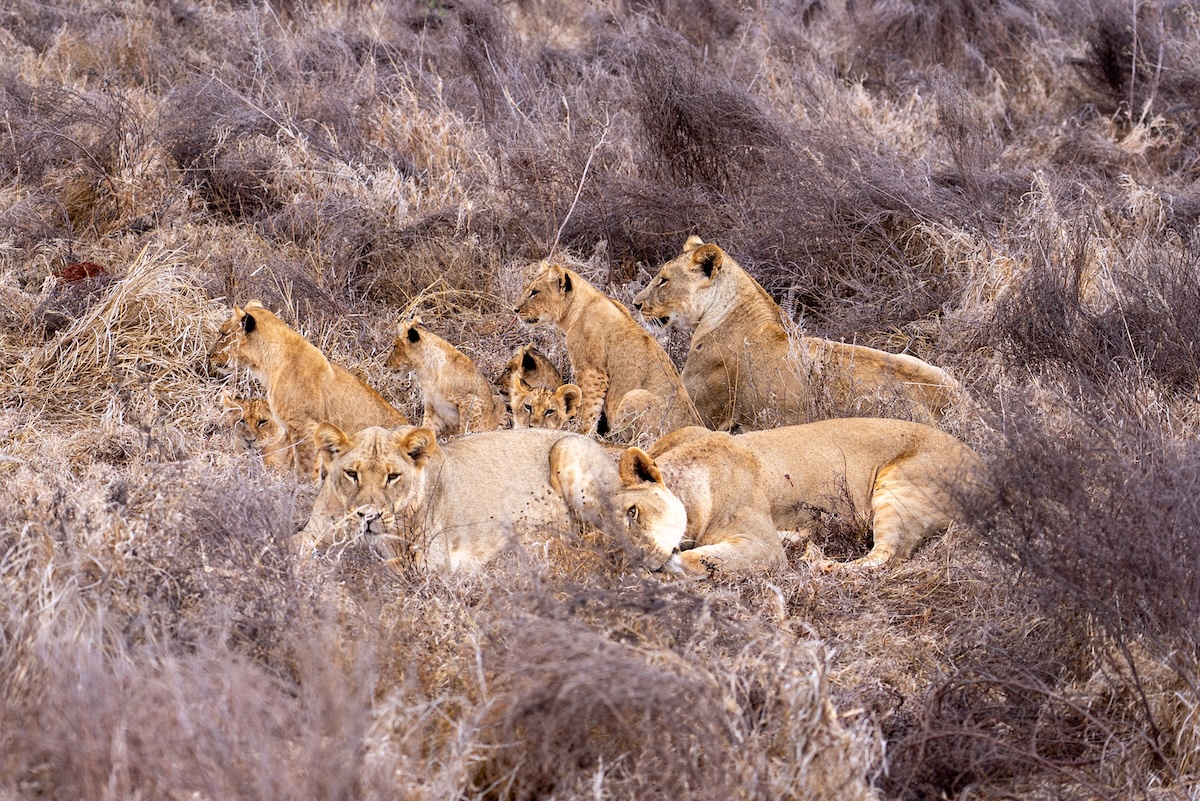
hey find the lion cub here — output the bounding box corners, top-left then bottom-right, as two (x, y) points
(510, 377), (583, 430)
(220, 392), (290, 469)
(386, 316), (507, 438)
(209, 301), (409, 476)
(515, 261), (700, 441)
(634, 237), (959, 429)
(497, 344), (564, 398)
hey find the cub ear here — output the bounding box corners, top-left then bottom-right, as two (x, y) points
(690, 244), (723, 279)
(513, 376), (534, 396)
(241, 311), (257, 334)
(560, 269), (573, 294)
(244, 300), (265, 310)
(220, 391), (240, 416)
(521, 349), (539, 373)
(406, 325), (421, 343)
(683, 235), (705, 253)
(396, 427), (438, 468)
(619, 447), (664, 487)
(558, 384), (582, 418)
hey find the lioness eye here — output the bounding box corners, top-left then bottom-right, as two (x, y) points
(386, 473), (401, 485)
(626, 506), (639, 521)
(344, 470), (359, 483)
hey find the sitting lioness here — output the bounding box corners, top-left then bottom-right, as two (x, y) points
(510, 377), (583, 430)
(209, 301), (409, 474)
(633, 237), (958, 430)
(385, 316), (507, 438)
(300, 424), (615, 571)
(557, 419), (989, 575)
(515, 261), (701, 441)
(220, 392), (290, 469)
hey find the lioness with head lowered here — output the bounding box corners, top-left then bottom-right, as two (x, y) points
(300, 425), (615, 571)
(385, 316), (507, 438)
(556, 419), (990, 575)
(209, 301), (409, 475)
(634, 237), (958, 430)
(515, 261), (701, 441)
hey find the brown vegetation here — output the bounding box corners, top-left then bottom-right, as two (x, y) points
(3, 0), (1200, 797)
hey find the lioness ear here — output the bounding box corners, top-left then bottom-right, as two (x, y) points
(558, 384), (582, 418)
(691, 244), (723, 279)
(619, 447), (664, 487)
(313, 422), (351, 478)
(683, 235), (705, 253)
(397, 427), (438, 468)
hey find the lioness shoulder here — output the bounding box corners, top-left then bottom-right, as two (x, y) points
(634, 238), (958, 429)
(515, 260), (700, 441)
(386, 315), (506, 438)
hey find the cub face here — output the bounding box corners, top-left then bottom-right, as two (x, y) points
(220, 392), (279, 451)
(510, 379), (582, 430)
(208, 300), (272, 375)
(308, 424), (438, 558)
(609, 447), (687, 569)
(385, 316), (429, 373)
(498, 345), (563, 399)
(633, 236), (724, 329)
(515, 263), (573, 325)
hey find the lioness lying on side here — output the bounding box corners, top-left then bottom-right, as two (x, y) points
(209, 301), (409, 475)
(555, 419), (989, 575)
(510, 377), (583, 430)
(386, 316), (507, 438)
(516, 261), (701, 441)
(300, 424), (616, 572)
(220, 392), (290, 469)
(634, 237), (959, 430)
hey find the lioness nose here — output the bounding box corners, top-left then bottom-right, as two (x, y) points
(357, 507), (381, 525)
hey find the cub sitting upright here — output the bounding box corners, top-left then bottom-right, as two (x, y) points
(515, 260), (700, 441)
(209, 301), (409, 475)
(386, 316), (507, 438)
(634, 237), (958, 430)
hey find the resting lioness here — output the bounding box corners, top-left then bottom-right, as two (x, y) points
(633, 237), (959, 429)
(515, 261), (701, 441)
(208, 301), (409, 475)
(559, 419), (990, 574)
(300, 424), (616, 572)
(385, 316), (507, 438)
(510, 377), (583, 430)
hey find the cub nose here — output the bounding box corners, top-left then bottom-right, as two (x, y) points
(633, 301), (643, 311)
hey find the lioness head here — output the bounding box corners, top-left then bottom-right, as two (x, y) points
(633, 236), (725, 329)
(510, 378), (582, 430)
(385, 316), (430, 373)
(610, 447), (686, 569)
(515, 263), (574, 325)
(305, 423), (439, 560)
(208, 300), (268, 375)
(497, 344), (562, 399)
(220, 392), (279, 451)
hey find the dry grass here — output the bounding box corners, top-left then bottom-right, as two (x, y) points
(3, 0), (1200, 797)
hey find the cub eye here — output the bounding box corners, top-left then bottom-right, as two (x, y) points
(528, 289), (539, 298)
(524, 404), (533, 414)
(256, 419), (269, 427)
(344, 469), (359, 483)
(386, 473), (401, 485)
(545, 409), (556, 416)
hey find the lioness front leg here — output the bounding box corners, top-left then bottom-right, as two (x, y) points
(672, 510), (787, 575)
(573, 367), (609, 435)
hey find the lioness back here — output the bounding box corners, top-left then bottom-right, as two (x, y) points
(634, 238), (958, 429)
(515, 261), (700, 440)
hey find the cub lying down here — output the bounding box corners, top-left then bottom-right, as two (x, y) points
(300, 424), (614, 572)
(553, 419), (991, 574)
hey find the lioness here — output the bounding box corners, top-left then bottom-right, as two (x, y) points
(510, 377), (583, 430)
(385, 316), (507, 438)
(634, 237), (958, 430)
(219, 392), (290, 469)
(209, 301), (409, 474)
(300, 424), (615, 572)
(515, 261), (701, 440)
(497, 344), (564, 399)
(572, 419), (989, 575)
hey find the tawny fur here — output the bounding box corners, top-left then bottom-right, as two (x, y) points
(634, 237), (959, 430)
(497, 344), (564, 399)
(510, 377), (582, 430)
(219, 392), (290, 469)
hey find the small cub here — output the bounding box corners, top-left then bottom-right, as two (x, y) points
(220, 392), (289, 469)
(510, 377), (582, 430)
(498, 344), (564, 398)
(386, 316), (507, 438)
